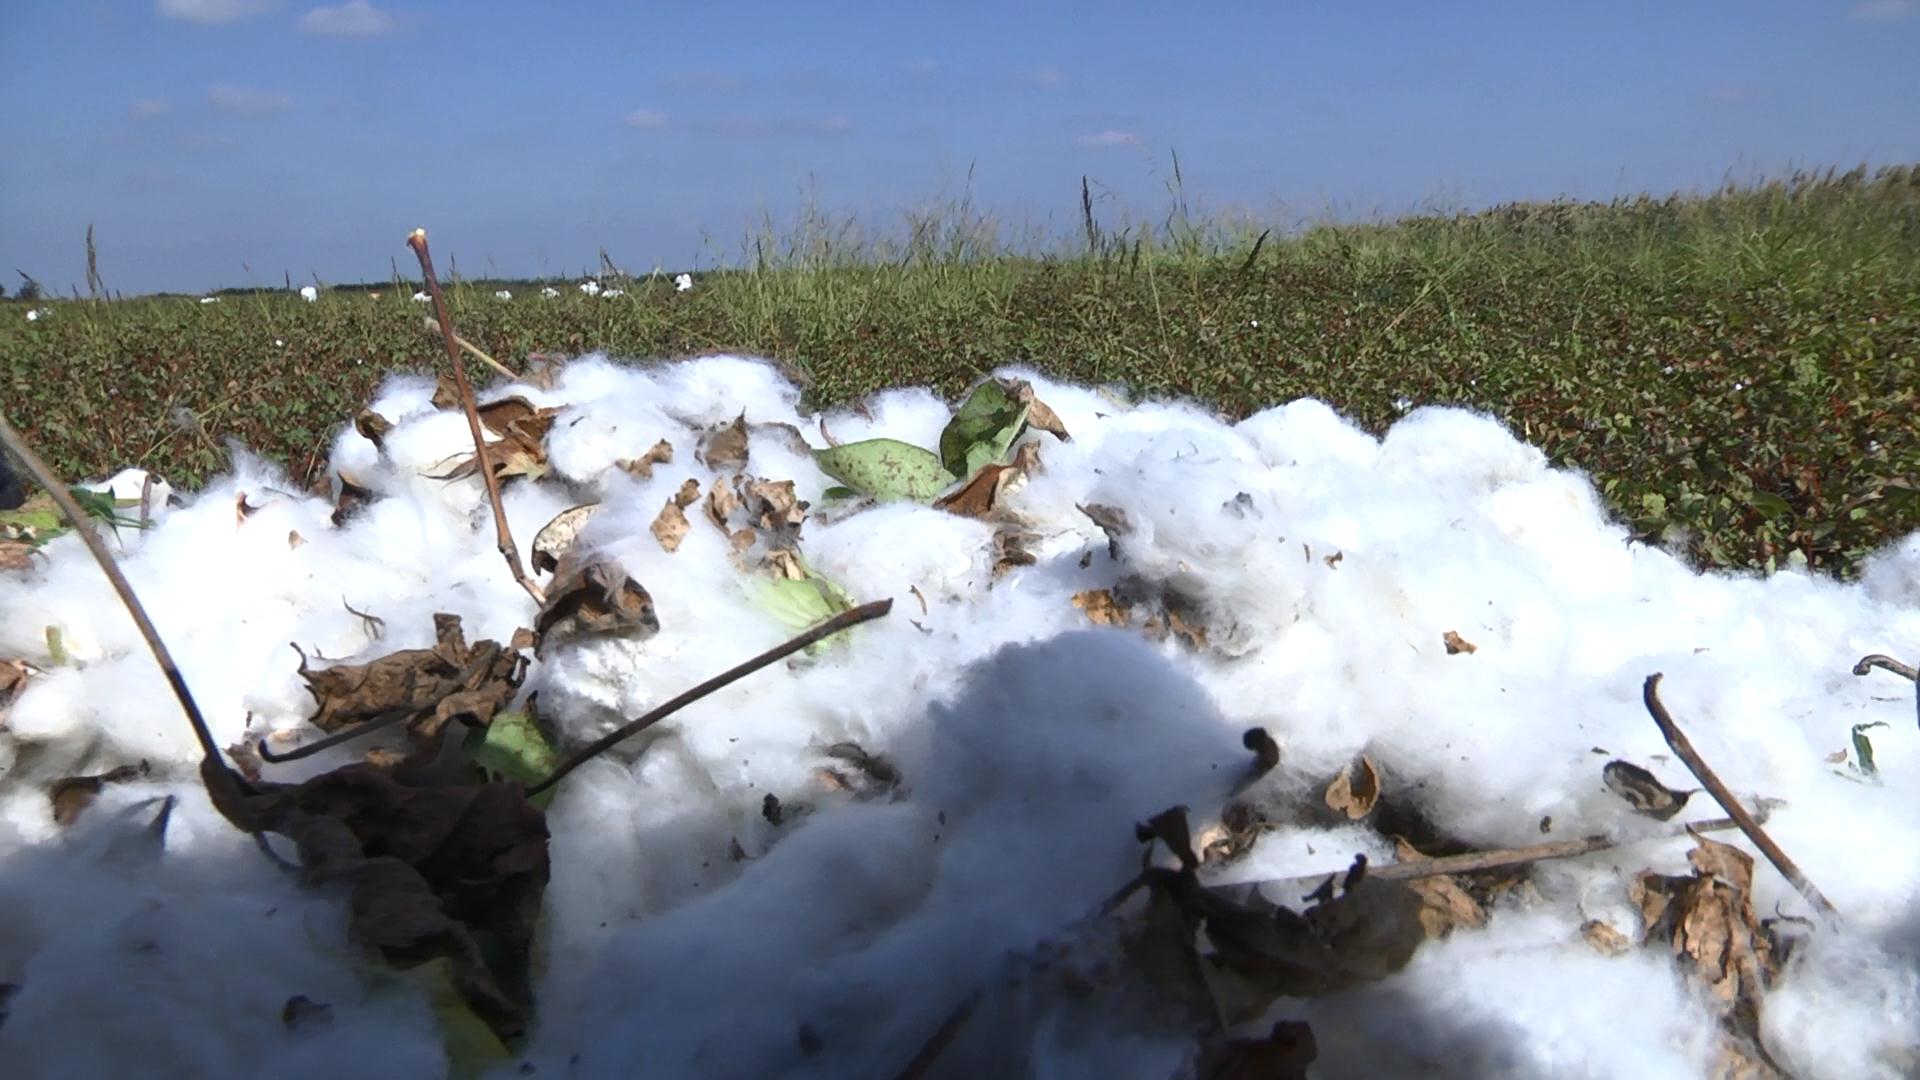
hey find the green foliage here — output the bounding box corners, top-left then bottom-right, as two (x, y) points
(939, 378), (1030, 478)
(2, 164), (1916, 575)
(813, 439), (955, 502)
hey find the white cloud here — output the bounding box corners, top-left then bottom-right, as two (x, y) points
(130, 99), (172, 117)
(625, 108), (670, 130)
(156, 0), (280, 24)
(297, 0), (400, 37)
(1848, 0), (1912, 21)
(1025, 66), (1067, 87)
(1076, 129), (1142, 149)
(207, 82), (293, 115)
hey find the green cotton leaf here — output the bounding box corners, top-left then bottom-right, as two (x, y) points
(1851, 721), (1890, 779)
(1749, 491), (1792, 522)
(0, 506), (63, 536)
(467, 711), (560, 809)
(820, 486), (860, 502)
(412, 958), (513, 1079)
(1640, 492), (1667, 518)
(939, 379), (1030, 478)
(813, 439), (955, 502)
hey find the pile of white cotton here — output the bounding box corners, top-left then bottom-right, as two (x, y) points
(0, 353), (1915, 1079)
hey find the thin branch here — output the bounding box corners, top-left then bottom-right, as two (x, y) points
(0, 412), (257, 834)
(891, 990), (982, 1080)
(256, 709), (410, 763)
(419, 315), (518, 381)
(406, 228), (544, 607)
(1240, 809), (1773, 895)
(1853, 654), (1918, 681)
(0, 412), (226, 767)
(526, 599), (894, 798)
(1643, 673), (1839, 919)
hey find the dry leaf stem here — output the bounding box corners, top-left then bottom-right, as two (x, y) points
(527, 599), (893, 797)
(419, 315), (518, 381)
(1853, 653), (1918, 681)
(1642, 673), (1839, 919)
(407, 228), (545, 606)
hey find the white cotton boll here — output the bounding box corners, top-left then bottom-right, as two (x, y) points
(1766, 925), (1920, 1079)
(818, 386), (952, 448)
(1379, 405), (1547, 495)
(3, 665), (89, 743)
(299, 285), (318, 302)
(807, 502), (996, 603)
(1238, 396), (1382, 471)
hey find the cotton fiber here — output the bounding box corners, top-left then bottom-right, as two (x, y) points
(0, 352), (1915, 1079)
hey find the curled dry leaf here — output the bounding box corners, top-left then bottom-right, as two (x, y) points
(699, 412), (750, 470)
(0, 657), (29, 696)
(1324, 754), (1383, 820)
(425, 396), (561, 485)
(220, 764), (550, 1044)
(1631, 833), (1782, 1076)
(0, 538), (33, 572)
(1072, 588), (1132, 627)
(531, 503), (600, 575)
(932, 461), (1019, 519)
(49, 761), (151, 826)
(295, 613), (527, 742)
(1197, 1020), (1317, 1080)
(618, 438), (674, 479)
(1442, 630), (1477, 655)
(534, 558), (659, 658)
(1603, 759), (1695, 821)
(651, 478), (701, 553)
(331, 473), (376, 528)
(353, 410), (393, 450)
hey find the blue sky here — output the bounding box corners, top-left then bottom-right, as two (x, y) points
(3, 1), (1917, 296)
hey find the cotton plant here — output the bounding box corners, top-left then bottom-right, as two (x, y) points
(23, 308), (46, 322)
(579, 280), (602, 296)
(540, 286), (560, 298)
(411, 291), (430, 303)
(299, 285), (319, 303)
(601, 288), (625, 299)
(198, 296), (219, 305)
(674, 272), (694, 292)
(494, 290), (513, 301)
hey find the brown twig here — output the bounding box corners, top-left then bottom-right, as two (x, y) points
(419, 315), (518, 381)
(407, 229), (544, 606)
(0, 411), (247, 796)
(1238, 809), (1774, 895)
(526, 599), (894, 798)
(256, 709), (410, 763)
(891, 990), (982, 1080)
(1643, 673), (1839, 919)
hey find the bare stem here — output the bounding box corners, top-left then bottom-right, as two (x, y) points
(1643, 673), (1839, 919)
(1853, 654), (1919, 682)
(256, 709), (411, 763)
(406, 228), (544, 607)
(0, 412), (239, 781)
(527, 599), (893, 798)
(419, 315), (518, 381)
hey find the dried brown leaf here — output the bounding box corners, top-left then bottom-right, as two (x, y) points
(1324, 754), (1382, 820)
(1442, 630), (1477, 655)
(1198, 1020), (1317, 1080)
(651, 479), (701, 553)
(1024, 397), (1071, 442)
(228, 764), (550, 1043)
(700, 412), (750, 469)
(1604, 759), (1695, 821)
(1072, 588), (1132, 627)
(706, 478), (740, 532)
(0, 539), (33, 572)
(531, 503), (600, 575)
(296, 614), (527, 741)
(331, 473), (376, 528)
(932, 462), (1017, 519)
(353, 410), (393, 450)
(1392, 837), (1487, 937)
(1580, 919), (1633, 956)
(618, 439), (674, 479)
(992, 529), (1037, 575)
(534, 559), (659, 658)
(49, 762), (149, 826)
